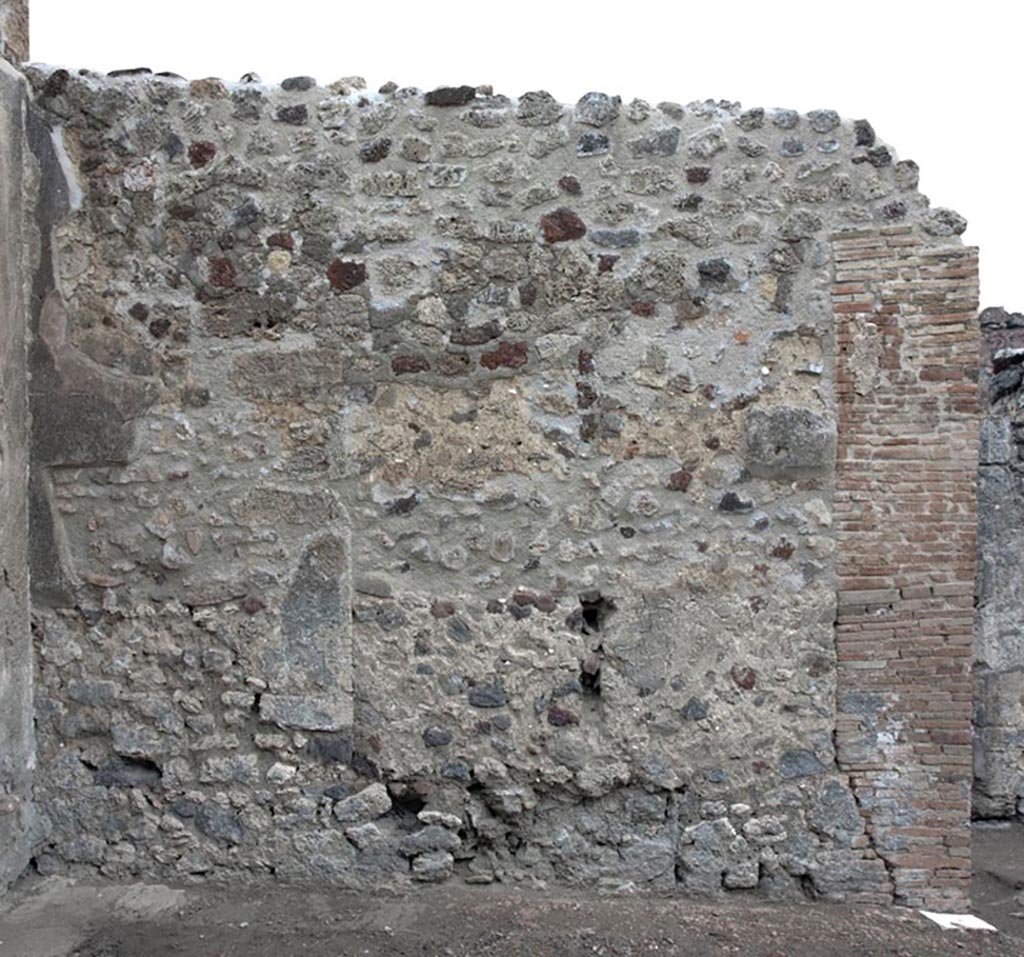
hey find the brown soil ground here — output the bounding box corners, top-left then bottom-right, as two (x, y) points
(1, 822), (1022, 957)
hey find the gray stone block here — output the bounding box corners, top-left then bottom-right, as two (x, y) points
(745, 407), (837, 479)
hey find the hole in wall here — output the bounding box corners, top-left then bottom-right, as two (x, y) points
(580, 651), (602, 696)
(390, 787), (427, 830)
(579, 591), (615, 636)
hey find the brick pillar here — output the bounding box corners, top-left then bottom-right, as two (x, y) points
(0, 0), (28, 64)
(832, 227), (980, 909)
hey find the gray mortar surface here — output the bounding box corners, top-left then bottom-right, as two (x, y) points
(1, 65), (977, 901)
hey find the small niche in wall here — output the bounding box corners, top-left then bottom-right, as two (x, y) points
(566, 590), (616, 636)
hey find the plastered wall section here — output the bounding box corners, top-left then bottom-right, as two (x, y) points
(19, 70), (978, 906)
(0, 57), (35, 891)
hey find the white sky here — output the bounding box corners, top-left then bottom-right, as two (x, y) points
(29, 0), (1020, 310)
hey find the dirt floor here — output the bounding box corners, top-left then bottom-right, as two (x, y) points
(1, 823), (1022, 957)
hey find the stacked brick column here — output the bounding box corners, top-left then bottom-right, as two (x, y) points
(832, 227), (980, 909)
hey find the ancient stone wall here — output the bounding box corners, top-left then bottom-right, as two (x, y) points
(0, 56), (36, 891)
(974, 306), (1024, 821)
(17, 67), (978, 908)
(0, 0), (28, 65)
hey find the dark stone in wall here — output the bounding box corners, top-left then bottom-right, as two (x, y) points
(468, 686), (507, 708)
(327, 259), (367, 291)
(281, 76), (316, 92)
(425, 86), (476, 107)
(275, 104), (308, 125)
(779, 749), (826, 779)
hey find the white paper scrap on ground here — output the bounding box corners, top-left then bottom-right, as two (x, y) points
(919, 911), (998, 932)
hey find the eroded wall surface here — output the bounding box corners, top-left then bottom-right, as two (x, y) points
(975, 306), (1024, 821)
(0, 57), (35, 891)
(19, 69), (978, 906)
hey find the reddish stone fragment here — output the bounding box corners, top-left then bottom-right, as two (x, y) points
(208, 257), (235, 288)
(533, 594), (557, 613)
(597, 254), (617, 273)
(267, 231), (295, 251)
(327, 259), (367, 292)
(578, 350), (595, 374)
(771, 540), (795, 560)
(548, 706), (579, 727)
(631, 301), (655, 317)
(540, 208), (586, 243)
(188, 141), (217, 168)
(189, 77), (228, 98)
(480, 341), (529, 370)
(666, 469), (692, 492)
(430, 600), (456, 619)
(242, 596), (265, 615)
(513, 590), (557, 613)
(730, 664), (757, 691)
(392, 355), (431, 375)
(558, 175), (582, 195)
(686, 167), (710, 184)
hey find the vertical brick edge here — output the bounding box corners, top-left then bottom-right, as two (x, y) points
(832, 227), (980, 909)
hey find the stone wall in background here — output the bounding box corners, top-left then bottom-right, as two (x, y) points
(974, 306), (1024, 821)
(0, 0), (28, 64)
(17, 67), (978, 908)
(0, 57), (36, 891)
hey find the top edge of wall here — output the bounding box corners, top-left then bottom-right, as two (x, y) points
(13, 67), (868, 125)
(16, 64), (975, 241)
